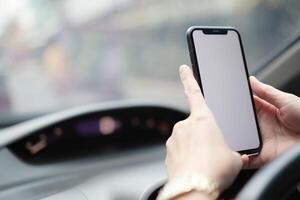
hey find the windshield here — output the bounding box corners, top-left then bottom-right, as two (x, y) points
(0, 0), (300, 116)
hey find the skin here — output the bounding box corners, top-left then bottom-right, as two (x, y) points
(166, 65), (242, 200)
(165, 65), (300, 200)
(242, 76), (300, 168)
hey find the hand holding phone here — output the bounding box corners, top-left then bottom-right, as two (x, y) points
(165, 65), (242, 193)
(187, 26), (261, 154)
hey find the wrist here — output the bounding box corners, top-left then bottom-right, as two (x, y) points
(170, 169), (226, 192)
(157, 172), (220, 200)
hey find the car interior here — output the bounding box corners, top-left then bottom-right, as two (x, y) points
(0, 1), (300, 200)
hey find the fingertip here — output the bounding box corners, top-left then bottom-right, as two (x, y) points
(241, 154), (250, 168)
(250, 76), (287, 108)
(250, 76), (260, 87)
(253, 95), (262, 105)
(179, 65), (190, 74)
(180, 64), (190, 68)
(249, 76), (262, 95)
(250, 76), (258, 81)
(178, 64), (205, 113)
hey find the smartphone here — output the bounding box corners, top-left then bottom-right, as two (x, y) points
(186, 26), (261, 154)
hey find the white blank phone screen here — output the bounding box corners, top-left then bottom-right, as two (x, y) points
(192, 30), (260, 152)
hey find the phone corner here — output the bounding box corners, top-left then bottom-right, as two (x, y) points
(186, 26), (196, 38)
(229, 27), (242, 38)
(238, 143), (262, 155)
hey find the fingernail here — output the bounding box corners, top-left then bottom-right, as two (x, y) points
(179, 65), (188, 74)
(179, 65), (185, 73)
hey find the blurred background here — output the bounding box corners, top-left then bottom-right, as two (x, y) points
(0, 0), (300, 118)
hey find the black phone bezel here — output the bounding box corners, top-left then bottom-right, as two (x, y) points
(186, 26), (262, 155)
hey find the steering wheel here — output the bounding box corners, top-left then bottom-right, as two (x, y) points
(237, 144), (300, 200)
(144, 144), (300, 200)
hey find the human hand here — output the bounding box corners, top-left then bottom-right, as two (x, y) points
(243, 77), (300, 168)
(165, 65), (242, 192)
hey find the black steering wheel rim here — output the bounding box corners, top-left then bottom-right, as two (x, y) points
(237, 144), (300, 200)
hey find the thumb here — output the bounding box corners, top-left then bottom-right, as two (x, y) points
(250, 76), (290, 109)
(232, 152), (243, 171)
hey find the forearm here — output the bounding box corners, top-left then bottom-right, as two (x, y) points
(173, 191), (212, 200)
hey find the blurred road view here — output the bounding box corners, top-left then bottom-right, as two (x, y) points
(0, 0), (300, 116)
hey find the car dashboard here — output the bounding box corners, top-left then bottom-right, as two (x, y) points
(8, 105), (186, 164)
(0, 102), (190, 200)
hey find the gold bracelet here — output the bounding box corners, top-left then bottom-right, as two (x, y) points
(156, 173), (220, 200)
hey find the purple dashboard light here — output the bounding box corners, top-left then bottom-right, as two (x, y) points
(76, 119), (100, 136)
(76, 116), (119, 136)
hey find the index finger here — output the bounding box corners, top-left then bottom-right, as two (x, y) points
(179, 65), (207, 115)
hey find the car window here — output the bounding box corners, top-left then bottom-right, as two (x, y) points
(0, 0), (300, 115)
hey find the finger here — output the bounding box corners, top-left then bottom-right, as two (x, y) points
(233, 152), (243, 168)
(241, 153), (265, 169)
(241, 153), (264, 169)
(250, 76), (290, 109)
(231, 152), (243, 177)
(241, 154), (250, 168)
(253, 95), (264, 114)
(246, 155), (264, 169)
(253, 95), (275, 115)
(179, 65), (206, 114)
